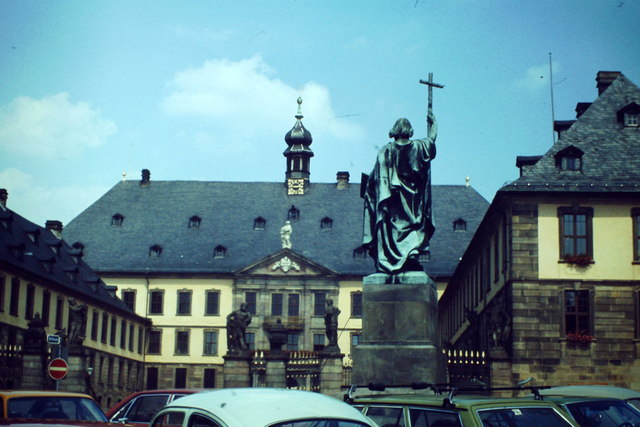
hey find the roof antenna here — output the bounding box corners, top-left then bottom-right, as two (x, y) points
(549, 53), (556, 145)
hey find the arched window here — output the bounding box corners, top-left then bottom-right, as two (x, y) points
(213, 245), (227, 259)
(453, 218), (467, 232)
(320, 217), (333, 230)
(288, 205), (300, 221)
(254, 217), (266, 230)
(353, 246), (367, 260)
(555, 146), (584, 172)
(111, 213), (124, 227)
(188, 215), (201, 228)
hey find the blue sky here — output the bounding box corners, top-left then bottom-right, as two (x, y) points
(1, 0), (639, 226)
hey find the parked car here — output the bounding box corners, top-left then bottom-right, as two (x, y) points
(150, 388), (377, 427)
(535, 394), (640, 426)
(347, 387), (580, 426)
(0, 390), (111, 425)
(106, 389), (199, 426)
(539, 385), (640, 410)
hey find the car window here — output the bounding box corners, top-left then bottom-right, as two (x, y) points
(565, 400), (640, 427)
(363, 405), (404, 427)
(152, 410), (185, 427)
(409, 407), (462, 427)
(272, 420), (371, 427)
(477, 407), (574, 426)
(7, 396), (107, 422)
(127, 395), (171, 423)
(628, 398), (640, 411)
(188, 413), (221, 427)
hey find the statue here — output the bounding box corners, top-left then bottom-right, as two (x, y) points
(324, 299), (341, 350)
(226, 303), (252, 351)
(24, 312), (47, 351)
(362, 112), (437, 274)
(67, 298), (87, 345)
(280, 220), (292, 249)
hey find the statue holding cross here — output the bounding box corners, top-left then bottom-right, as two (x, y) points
(362, 73), (444, 275)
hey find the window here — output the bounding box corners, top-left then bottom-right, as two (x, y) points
(419, 251), (430, 262)
(633, 208), (640, 262)
(213, 245), (226, 258)
(129, 324), (135, 351)
(555, 146), (584, 171)
(148, 330), (162, 354)
(271, 293), (283, 316)
(101, 313), (108, 343)
(149, 290), (164, 315)
(351, 292), (363, 318)
(175, 330), (190, 355)
(110, 317), (117, 346)
(203, 330), (218, 355)
(253, 217), (266, 230)
(245, 332), (255, 350)
(313, 292), (326, 316)
(288, 205), (299, 220)
(351, 333), (361, 347)
(205, 291), (220, 315)
(564, 290), (591, 336)
(353, 246), (367, 260)
(313, 333), (325, 351)
(175, 367), (187, 388)
(453, 218), (467, 232)
(320, 217), (333, 230)
(617, 103), (640, 127)
(177, 290), (192, 315)
(288, 293), (300, 316)
(41, 290), (51, 325)
(245, 292), (257, 315)
(203, 368), (216, 388)
(0, 276), (5, 312)
(138, 327), (144, 354)
(625, 112), (639, 127)
(149, 245), (162, 257)
(122, 290), (136, 311)
(120, 320), (127, 349)
(287, 333), (300, 351)
(111, 214), (124, 226)
(635, 291), (640, 339)
(559, 207), (593, 260)
(188, 215), (201, 228)
(25, 284), (35, 320)
(9, 278), (19, 316)
(146, 367), (159, 389)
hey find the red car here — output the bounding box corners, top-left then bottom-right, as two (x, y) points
(106, 390), (200, 426)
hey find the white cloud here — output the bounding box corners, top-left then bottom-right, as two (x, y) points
(0, 93), (116, 157)
(161, 56), (364, 142)
(0, 167), (108, 227)
(513, 62), (562, 91)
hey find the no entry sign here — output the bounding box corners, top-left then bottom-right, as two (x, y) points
(48, 358), (68, 380)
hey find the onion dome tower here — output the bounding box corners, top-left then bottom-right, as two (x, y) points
(284, 97), (314, 195)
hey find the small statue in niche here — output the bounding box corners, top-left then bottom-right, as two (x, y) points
(68, 298), (87, 345)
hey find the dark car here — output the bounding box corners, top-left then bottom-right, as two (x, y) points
(539, 385), (640, 411)
(106, 389), (199, 426)
(537, 395), (640, 427)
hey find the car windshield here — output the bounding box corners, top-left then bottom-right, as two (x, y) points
(272, 421), (370, 427)
(7, 396), (108, 421)
(565, 400), (640, 427)
(477, 406), (574, 426)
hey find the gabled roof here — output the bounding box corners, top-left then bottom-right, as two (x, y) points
(0, 206), (143, 320)
(502, 73), (640, 193)
(63, 180), (488, 279)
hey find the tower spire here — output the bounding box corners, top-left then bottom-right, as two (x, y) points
(284, 97), (314, 195)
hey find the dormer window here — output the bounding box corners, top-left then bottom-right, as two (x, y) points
(253, 217), (266, 230)
(419, 251), (431, 262)
(555, 146), (584, 172)
(213, 245), (226, 259)
(353, 246), (367, 260)
(149, 245), (162, 257)
(453, 218), (467, 232)
(320, 217), (333, 230)
(25, 230), (39, 244)
(188, 215), (201, 228)
(617, 103), (640, 127)
(288, 205), (299, 221)
(111, 214), (124, 227)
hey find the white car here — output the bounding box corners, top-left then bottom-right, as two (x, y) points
(149, 388), (376, 427)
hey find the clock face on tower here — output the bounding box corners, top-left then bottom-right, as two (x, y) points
(287, 178), (305, 195)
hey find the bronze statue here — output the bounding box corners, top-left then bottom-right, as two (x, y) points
(226, 303), (252, 351)
(363, 112), (437, 274)
(324, 298), (341, 349)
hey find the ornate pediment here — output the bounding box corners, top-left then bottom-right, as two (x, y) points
(235, 249), (337, 277)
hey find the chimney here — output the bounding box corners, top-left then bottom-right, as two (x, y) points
(596, 71), (621, 95)
(140, 169), (151, 186)
(575, 102), (592, 118)
(336, 171), (350, 189)
(45, 220), (64, 239)
(0, 188), (7, 209)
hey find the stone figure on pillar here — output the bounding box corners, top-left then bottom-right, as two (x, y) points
(67, 298), (87, 345)
(362, 112), (437, 274)
(226, 303), (252, 352)
(324, 299), (341, 350)
(280, 220), (292, 249)
(24, 313), (47, 352)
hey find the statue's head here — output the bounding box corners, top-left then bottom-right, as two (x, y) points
(240, 302), (247, 311)
(389, 118), (414, 140)
(326, 298), (333, 306)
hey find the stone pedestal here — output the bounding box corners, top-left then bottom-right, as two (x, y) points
(223, 352), (252, 388)
(351, 272), (440, 385)
(64, 345), (89, 393)
(265, 353), (287, 388)
(319, 351), (344, 396)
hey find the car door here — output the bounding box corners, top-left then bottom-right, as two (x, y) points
(119, 394), (172, 426)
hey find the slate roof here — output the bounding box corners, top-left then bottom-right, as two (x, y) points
(0, 205), (143, 320)
(63, 180), (488, 279)
(502, 73), (640, 194)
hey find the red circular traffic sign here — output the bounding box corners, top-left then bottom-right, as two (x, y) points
(48, 358), (68, 380)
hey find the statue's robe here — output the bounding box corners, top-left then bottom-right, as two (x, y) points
(363, 136), (436, 274)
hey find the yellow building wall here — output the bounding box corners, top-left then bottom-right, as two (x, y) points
(337, 280), (363, 359)
(539, 203), (640, 280)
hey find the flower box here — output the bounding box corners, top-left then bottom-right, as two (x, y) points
(563, 254), (593, 266)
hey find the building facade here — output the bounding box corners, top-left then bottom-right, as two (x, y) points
(63, 101), (488, 391)
(438, 71), (640, 390)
